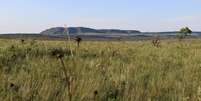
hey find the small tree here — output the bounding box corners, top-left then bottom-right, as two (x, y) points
(178, 27), (192, 40)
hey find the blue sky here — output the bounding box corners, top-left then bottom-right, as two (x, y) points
(0, 0), (201, 33)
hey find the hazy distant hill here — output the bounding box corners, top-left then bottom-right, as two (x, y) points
(40, 27), (141, 35)
(0, 27), (200, 40)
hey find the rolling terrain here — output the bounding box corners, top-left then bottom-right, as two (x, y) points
(0, 27), (201, 40)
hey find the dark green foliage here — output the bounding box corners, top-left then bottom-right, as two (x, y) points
(178, 27), (192, 39)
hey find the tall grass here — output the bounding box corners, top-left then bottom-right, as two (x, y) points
(0, 39), (201, 101)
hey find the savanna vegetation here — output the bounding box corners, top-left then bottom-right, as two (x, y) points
(0, 38), (201, 101)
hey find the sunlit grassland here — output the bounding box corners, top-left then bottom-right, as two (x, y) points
(0, 39), (201, 101)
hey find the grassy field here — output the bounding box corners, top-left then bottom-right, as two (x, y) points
(0, 39), (201, 101)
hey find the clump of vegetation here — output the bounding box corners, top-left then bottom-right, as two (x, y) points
(152, 35), (161, 47)
(74, 36), (82, 48)
(50, 48), (65, 58)
(178, 27), (192, 40)
(20, 39), (25, 44)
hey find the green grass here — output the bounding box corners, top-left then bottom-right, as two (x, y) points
(0, 39), (201, 101)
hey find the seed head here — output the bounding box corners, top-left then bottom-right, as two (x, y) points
(50, 48), (65, 59)
(9, 83), (19, 92)
(74, 36), (82, 47)
(94, 90), (98, 95)
(21, 39), (25, 44)
(75, 36), (82, 42)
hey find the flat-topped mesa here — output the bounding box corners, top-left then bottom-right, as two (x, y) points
(40, 27), (141, 35)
